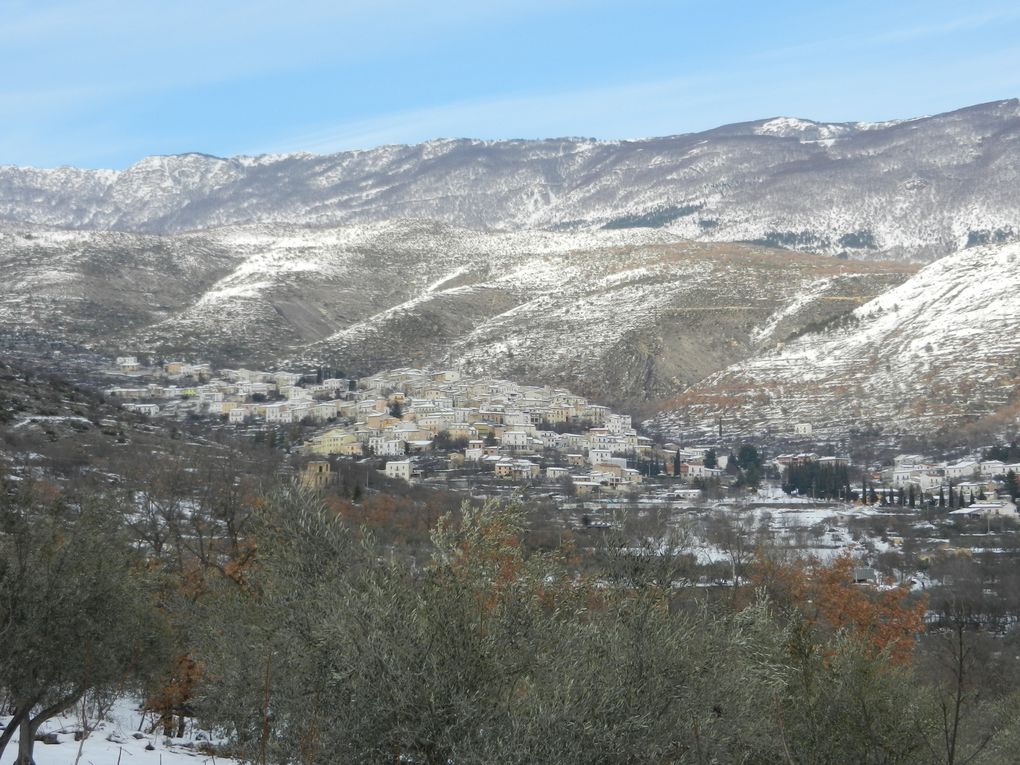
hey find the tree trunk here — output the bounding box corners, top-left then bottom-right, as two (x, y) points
(13, 691), (84, 765)
(16, 714), (34, 765)
(0, 705), (28, 761)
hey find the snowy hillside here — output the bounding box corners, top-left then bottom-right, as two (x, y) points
(2, 100), (1019, 260)
(654, 241), (1020, 438)
(0, 221), (914, 408)
(299, 240), (914, 406)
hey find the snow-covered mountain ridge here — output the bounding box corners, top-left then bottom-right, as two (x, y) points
(653, 241), (1020, 439)
(2, 99), (1018, 260)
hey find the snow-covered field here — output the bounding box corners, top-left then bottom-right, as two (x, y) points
(0, 700), (234, 765)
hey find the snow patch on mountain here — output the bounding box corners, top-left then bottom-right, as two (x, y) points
(655, 241), (1020, 438)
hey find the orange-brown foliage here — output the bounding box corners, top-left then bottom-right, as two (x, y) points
(145, 653), (203, 732)
(754, 553), (926, 664)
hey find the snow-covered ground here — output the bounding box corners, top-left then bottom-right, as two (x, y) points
(0, 699), (234, 765)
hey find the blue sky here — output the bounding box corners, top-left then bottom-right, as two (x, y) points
(4, 0), (1020, 168)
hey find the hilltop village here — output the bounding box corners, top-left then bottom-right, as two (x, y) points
(104, 357), (672, 492)
(95, 355), (1020, 514)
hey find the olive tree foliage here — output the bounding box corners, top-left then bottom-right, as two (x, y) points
(0, 483), (170, 765)
(777, 631), (933, 765)
(915, 556), (1020, 765)
(194, 491), (959, 764)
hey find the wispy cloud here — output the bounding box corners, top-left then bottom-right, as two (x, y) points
(2, 0), (1018, 168)
(866, 6), (1020, 45)
(0, 0), (584, 90)
(260, 74), (723, 155)
(752, 4), (1020, 63)
(262, 29), (1020, 159)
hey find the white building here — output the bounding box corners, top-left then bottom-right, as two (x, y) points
(944, 461), (978, 480)
(369, 437), (405, 457)
(606, 413), (632, 434)
(264, 403), (292, 424)
(124, 402), (158, 416)
(384, 460), (412, 482)
(501, 430), (530, 449)
(980, 460), (1007, 477)
(949, 500), (1018, 519)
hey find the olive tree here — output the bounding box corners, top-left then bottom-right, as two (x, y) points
(0, 483), (169, 765)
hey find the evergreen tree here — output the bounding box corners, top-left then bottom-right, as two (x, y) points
(985, 444), (1010, 462)
(1004, 469), (1018, 500)
(783, 462), (844, 498)
(737, 445), (762, 471)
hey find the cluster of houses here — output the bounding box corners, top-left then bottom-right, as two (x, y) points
(100, 356), (1020, 514)
(885, 453), (1019, 515)
(105, 361), (351, 424)
(300, 367), (664, 491)
(882, 453), (1016, 498)
(103, 359), (683, 492)
(776, 451), (1019, 517)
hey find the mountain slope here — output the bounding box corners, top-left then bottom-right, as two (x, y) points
(300, 241), (914, 407)
(0, 221), (916, 409)
(653, 241), (1020, 438)
(0, 226), (245, 341)
(124, 222), (680, 358)
(2, 100), (1018, 260)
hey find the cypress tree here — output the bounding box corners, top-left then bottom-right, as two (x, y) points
(1005, 469), (1018, 500)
